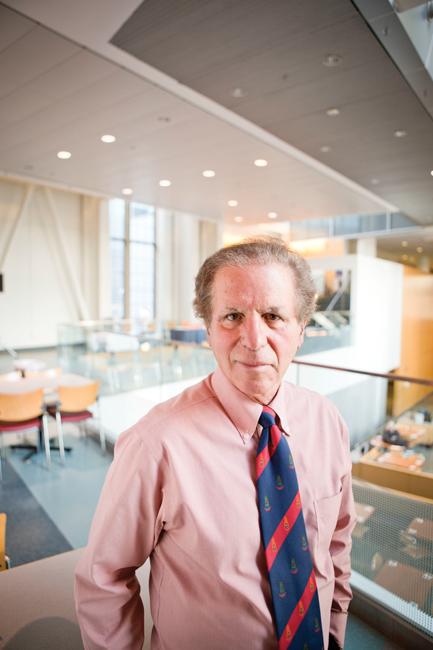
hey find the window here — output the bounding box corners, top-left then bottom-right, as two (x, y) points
(109, 199), (156, 322)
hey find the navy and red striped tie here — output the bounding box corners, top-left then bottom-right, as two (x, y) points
(256, 406), (323, 650)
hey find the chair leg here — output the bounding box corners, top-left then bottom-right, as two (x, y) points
(0, 435), (3, 481)
(97, 399), (106, 453)
(55, 411), (65, 464)
(41, 414), (51, 469)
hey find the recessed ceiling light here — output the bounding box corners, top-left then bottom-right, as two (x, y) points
(57, 150), (71, 159)
(320, 145), (331, 153)
(227, 200), (238, 207)
(402, 254), (408, 261)
(231, 88), (245, 98)
(101, 134), (116, 143)
(159, 179), (171, 187)
(254, 159), (268, 167)
(202, 169), (215, 178)
(234, 216), (243, 223)
(268, 212), (278, 219)
(323, 54), (342, 67)
(401, 241), (408, 247)
(430, 170), (433, 176)
(326, 107), (340, 117)
(416, 246), (423, 253)
(371, 178), (380, 185)
(121, 188), (133, 195)
(394, 130), (407, 138)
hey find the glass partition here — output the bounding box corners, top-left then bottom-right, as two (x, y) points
(289, 359), (433, 639)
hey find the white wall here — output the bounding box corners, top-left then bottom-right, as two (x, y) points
(0, 178), (109, 349)
(156, 209), (221, 324)
(287, 254), (404, 445)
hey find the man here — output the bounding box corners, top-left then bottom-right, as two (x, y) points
(75, 237), (356, 650)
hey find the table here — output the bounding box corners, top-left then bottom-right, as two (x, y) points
(0, 548), (152, 649)
(0, 372), (93, 397)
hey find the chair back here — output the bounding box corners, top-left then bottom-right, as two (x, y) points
(58, 381), (99, 412)
(0, 389), (44, 422)
(26, 367), (62, 380)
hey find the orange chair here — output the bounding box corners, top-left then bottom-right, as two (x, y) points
(50, 381), (105, 452)
(0, 389), (51, 477)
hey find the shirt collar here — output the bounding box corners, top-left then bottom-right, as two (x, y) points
(210, 367), (292, 442)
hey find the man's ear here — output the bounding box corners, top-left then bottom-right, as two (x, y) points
(297, 323), (306, 349)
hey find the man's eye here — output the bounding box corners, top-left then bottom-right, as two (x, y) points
(264, 313), (280, 321)
(226, 313), (240, 322)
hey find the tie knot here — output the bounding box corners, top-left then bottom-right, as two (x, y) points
(259, 407), (276, 428)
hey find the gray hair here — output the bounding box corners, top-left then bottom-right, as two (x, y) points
(194, 237), (316, 327)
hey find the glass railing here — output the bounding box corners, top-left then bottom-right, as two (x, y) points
(289, 359), (433, 639)
(57, 315), (352, 393)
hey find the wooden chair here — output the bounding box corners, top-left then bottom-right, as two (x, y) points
(0, 512), (10, 570)
(50, 381), (105, 452)
(0, 389), (51, 477)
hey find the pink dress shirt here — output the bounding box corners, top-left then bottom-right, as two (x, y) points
(75, 367), (356, 650)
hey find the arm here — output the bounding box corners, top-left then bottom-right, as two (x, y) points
(329, 435), (357, 649)
(75, 429), (165, 650)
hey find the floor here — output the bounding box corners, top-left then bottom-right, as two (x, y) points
(0, 348), (407, 648)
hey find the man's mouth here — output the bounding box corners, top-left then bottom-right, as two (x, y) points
(235, 361), (271, 368)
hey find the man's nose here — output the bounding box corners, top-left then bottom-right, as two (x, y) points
(240, 314), (266, 351)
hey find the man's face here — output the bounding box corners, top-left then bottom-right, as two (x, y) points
(207, 263), (305, 404)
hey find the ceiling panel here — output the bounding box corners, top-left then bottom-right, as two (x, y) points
(0, 0), (430, 237)
(0, 25), (79, 99)
(0, 4), (34, 51)
(109, 0), (433, 224)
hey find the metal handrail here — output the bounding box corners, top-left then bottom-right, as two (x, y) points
(292, 358), (433, 387)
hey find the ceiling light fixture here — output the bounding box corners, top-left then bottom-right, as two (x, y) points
(320, 145), (331, 153)
(371, 178), (380, 185)
(394, 130), (407, 138)
(401, 241), (408, 247)
(416, 246), (423, 253)
(231, 88), (245, 98)
(227, 200), (238, 207)
(326, 107), (340, 117)
(159, 179), (171, 187)
(234, 216), (243, 223)
(202, 169), (215, 178)
(57, 150), (71, 159)
(268, 212), (278, 219)
(254, 159), (268, 167)
(323, 54), (342, 67)
(402, 254), (408, 261)
(430, 170), (433, 176)
(121, 188), (133, 195)
(101, 134), (116, 143)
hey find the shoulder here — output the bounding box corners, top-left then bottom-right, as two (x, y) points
(282, 380), (348, 437)
(283, 380), (341, 413)
(116, 376), (217, 453)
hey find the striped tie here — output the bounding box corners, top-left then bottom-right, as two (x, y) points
(256, 406), (323, 650)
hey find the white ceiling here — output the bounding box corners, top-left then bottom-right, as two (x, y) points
(0, 0), (432, 232)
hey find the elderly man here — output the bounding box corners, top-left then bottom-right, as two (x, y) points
(75, 238), (355, 650)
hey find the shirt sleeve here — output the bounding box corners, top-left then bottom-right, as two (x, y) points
(75, 428), (165, 650)
(329, 421), (357, 649)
